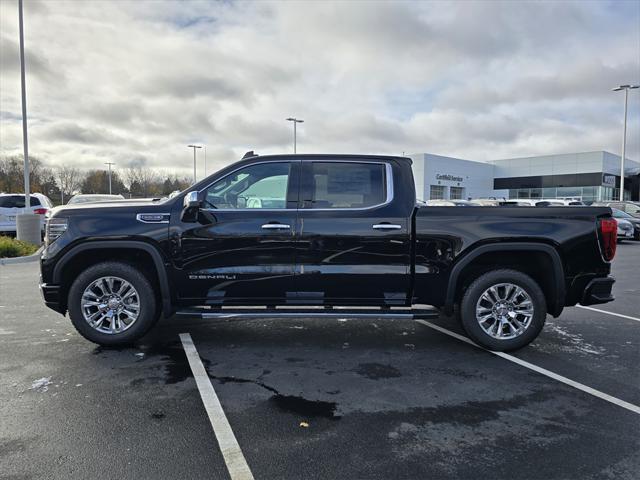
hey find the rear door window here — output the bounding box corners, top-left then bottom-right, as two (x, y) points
(306, 162), (386, 209)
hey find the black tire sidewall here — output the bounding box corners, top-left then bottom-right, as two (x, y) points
(68, 262), (158, 346)
(460, 269), (547, 351)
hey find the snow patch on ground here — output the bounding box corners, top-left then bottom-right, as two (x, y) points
(542, 322), (606, 355)
(30, 377), (52, 392)
(0, 328), (16, 335)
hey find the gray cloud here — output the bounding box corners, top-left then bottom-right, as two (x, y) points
(0, 0), (638, 176)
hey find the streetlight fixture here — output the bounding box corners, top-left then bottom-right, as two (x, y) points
(286, 117), (304, 153)
(104, 162), (115, 194)
(612, 84), (639, 201)
(188, 144), (202, 184)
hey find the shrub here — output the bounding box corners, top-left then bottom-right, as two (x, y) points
(0, 236), (39, 258)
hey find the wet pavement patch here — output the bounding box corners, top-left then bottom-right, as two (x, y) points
(354, 362), (402, 380)
(150, 411), (165, 420)
(270, 394), (339, 419)
(93, 341), (206, 384)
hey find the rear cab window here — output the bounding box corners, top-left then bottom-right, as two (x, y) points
(305, 162), (387, 209)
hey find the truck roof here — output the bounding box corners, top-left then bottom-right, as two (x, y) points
(241, 152), (413, 164)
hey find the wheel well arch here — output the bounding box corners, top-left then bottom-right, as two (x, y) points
(446, 243), (565, 317)
(53, 241), (172, 317)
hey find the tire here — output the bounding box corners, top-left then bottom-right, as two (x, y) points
(68, 262), (159, 346)
(459, 269), (547, 351)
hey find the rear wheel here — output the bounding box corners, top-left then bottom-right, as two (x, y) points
(459, 269), (546, 351)
(68, 262), (159, 346)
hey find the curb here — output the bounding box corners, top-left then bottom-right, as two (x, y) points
(0, 246), (44, 266)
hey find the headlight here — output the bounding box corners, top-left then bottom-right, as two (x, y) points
(45, 218), (68, 245)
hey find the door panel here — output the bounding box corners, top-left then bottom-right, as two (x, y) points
(175, 161), (299, 305)
(177, 211), (298, 304)
(295, 161), (411, 305)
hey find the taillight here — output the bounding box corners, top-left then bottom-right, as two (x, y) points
(34, 208), (48, 215)
(599, 218), (617, 262)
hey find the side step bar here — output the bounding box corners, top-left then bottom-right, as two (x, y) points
(176, 307), (440, 320)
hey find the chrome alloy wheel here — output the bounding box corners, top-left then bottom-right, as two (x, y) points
(475, 282), (534, 340)
(81, 276), (141, 334)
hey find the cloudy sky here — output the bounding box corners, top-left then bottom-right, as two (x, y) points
(1, 0), (639, 178)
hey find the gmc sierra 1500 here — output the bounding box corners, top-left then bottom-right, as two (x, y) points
(40, 153), (617, 350)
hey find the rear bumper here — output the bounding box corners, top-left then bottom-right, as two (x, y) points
(580, 276), (615, 306)
(39, 280), (64, 314)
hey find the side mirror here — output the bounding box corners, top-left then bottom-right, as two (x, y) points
(183, 191), (201, 209)
(181, 191), (201, 223)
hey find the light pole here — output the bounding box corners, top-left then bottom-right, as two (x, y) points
(286, 117), (304, 153)
(15, 0), (40, 244)
(188, 144), (202, 184)
(612, 84), (639, 201)
(104, 162), (115, 194)
(204, 145), (207, 178)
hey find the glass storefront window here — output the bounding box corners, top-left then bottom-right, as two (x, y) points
(530, 188), (542, 199)
(450, 186), (465, 200)
(430, 185), (446, 200)
(542, 188), (556, 198)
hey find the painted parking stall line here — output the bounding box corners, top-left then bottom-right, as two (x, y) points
(180, 333), (255, 480)
(414, 320), (640, 415)
(577, 305), (640, 323)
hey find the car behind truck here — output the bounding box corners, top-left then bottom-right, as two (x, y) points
(39, 153), (617, 351)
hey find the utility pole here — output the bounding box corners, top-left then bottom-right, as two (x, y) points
(286, 117), (304, 153)
(188, 145), (202, 184)
(612, 84), (639, 201)
(105, 162), (115, 194)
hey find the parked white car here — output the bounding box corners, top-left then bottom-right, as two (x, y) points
(616, 218), (634, 241)
(66, 194), (125, 205)
(0, 193), (53, 235)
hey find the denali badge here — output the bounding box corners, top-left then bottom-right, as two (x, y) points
(136, 213), (170, 224)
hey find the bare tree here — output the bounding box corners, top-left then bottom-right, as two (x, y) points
(122, 166), (161, 198)
(57, 165), (84, 203)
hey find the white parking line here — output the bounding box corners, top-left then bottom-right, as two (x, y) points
(180, 333), (255, 480)
(414, 320), (640, 416)
(577, 305), (640, 323)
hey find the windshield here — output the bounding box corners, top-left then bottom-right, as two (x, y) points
(612, 209), (632, 219)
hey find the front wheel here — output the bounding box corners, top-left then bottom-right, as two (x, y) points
(68, 262), (159, 346)
(459, 269), (547, 351)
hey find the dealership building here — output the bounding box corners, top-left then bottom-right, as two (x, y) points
(409, 151), (640, 202)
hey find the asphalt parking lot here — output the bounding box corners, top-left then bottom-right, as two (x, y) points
(1, 243), (639, 480)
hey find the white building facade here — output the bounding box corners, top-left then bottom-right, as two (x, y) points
(409, 151), (640, 202)
(409, 153), (498, 201)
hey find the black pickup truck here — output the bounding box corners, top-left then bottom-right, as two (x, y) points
(40, 153), (617, 351)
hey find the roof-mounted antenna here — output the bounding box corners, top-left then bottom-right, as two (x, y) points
(242, 151), (257, 159)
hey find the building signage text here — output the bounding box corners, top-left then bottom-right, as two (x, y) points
(602, 174), (616, 186)
(436, 174), (464, 182)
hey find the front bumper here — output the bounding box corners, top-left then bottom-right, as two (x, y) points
(580, 276), (615, 306)
(39, 280), (64, 314)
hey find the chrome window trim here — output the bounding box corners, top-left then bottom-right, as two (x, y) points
(196, 159), (394, 213)
(136, 213), (170, 224)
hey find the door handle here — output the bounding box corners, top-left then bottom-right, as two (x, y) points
(372, 224), (402, 230)
(261, 223), (291, 230)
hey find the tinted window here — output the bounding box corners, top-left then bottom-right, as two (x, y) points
(308, 162), (386, 209)
(203, 162), (290, 209)
(0, 195), (41, 208)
